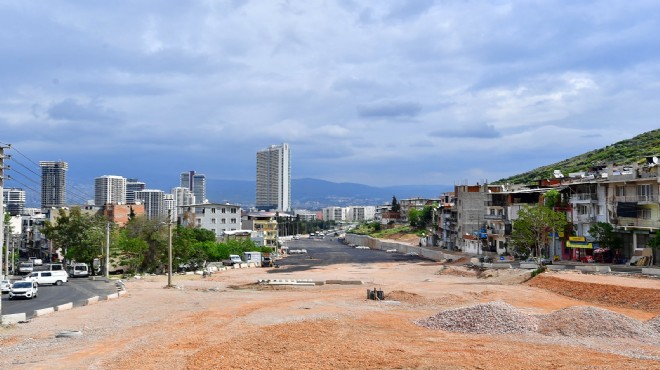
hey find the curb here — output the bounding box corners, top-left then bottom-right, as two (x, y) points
(55, 302), (74, 311)
(1, 313), (26, 325)
(84, 296), (100, 306)
(33, 307), (55, 317)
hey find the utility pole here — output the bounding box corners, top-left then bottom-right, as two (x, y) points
(167, 210), (172, 287)
(0, 144), (8, 316)
(105, 222), (110, 279)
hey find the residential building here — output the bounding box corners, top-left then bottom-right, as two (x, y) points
(126, 179), (146, 204)
(102, 203), (145, 227)
(40, 161), (68, 208)
(94, 175), (127, 206)
(180, 171), (207, 204)
(179, 203), (242, 238)
(256, 143), (291, 212)
(164, 193), (176, 220)
(134, 189), (165, 219)
(346, 206), (376, 222)
(293, 209), (318, 221)
(398, 197), (439, 223)
(242, 211), (279, 248)
(322, 207), (346, 222)
(3, 188), (26, 216)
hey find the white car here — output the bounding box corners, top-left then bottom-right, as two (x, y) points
(24, 270), (69, 286)
(8, 280), (38, 300)
(1, 280), (12, 293)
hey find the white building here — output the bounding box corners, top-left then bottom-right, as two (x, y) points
(179, 203), (242, 238)
(172, 186), (196, 207)
(323, 207), (347, 222)
(256, 143), (291, 212)
(134, 189), (165, 219)
(94, 175), (127, 206)
(346, 206), (376, 222)
(3, 188), (26, 216)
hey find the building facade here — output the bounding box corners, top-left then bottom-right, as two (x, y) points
(134, 189), (165, 219)
(40, 161), (68, 208)
(256, 143), (291, 212)
(180, 171), (206, 204)
(3, 188), (26, 216)
(94, 175), (127, 206)
(126, 179), (146, 204)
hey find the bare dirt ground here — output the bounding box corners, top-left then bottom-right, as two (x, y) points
(1, 261), (659, 370)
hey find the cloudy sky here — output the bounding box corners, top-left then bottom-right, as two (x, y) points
(2, 1), (659, 200)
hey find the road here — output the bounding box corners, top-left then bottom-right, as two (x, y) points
(267, 235), (425, 274)
(1, 271), (118, 318)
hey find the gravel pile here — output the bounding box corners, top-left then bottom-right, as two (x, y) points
(415, 301), (538, 334)
(537, 306), (658, 338)
(646, 316), (660, 333)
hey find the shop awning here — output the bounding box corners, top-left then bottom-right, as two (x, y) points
(566, 241), (593, 249)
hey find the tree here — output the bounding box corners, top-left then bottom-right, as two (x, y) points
(510, 205), (568, 260)
(544, 189), (561, 208)
(391, 196), (400, 213)
(42, 207), (109, 271)
(648, 230), (660, 265)
(588, 222), (622, 250)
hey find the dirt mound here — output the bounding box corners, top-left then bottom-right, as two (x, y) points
(415, 301), (539, 335)
(438, 265), (478, 277)
(527, 274), (660, 313)
(385, 290), (427, 304)
(538, 306), (658, 338)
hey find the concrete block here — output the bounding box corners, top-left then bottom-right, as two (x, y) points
(33, 307), (55, 317)
(642, 267), (660, 276)
(470, 258), (481, 264)
(2, 313), (26, 325)
(520, 263), (540, 269)
(575, 265), (611, 273)
(55, 302), (73, 311)
(106, 293), (119, 300)
(84, 296), (100, 306)
(490, 263), (512, 269)
(118, 290), (127, 296)
(546, 265), (567, 270)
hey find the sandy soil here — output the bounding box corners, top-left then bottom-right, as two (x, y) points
(1, 261), (659, 370)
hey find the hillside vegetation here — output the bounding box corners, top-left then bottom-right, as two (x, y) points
(495, 129), (660, 184)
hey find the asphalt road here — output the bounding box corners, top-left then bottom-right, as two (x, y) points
(266, 236), (426, 274)
(1, 272), (118, 318)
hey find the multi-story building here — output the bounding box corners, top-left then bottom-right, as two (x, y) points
(179, 203), (242, 238)
(126, 179), (146, 204)
(322, 207), (346, 222)
(102, 203), (145, 227)
(171, 186), (196, 208)
(293, 209), (318, 221)
(134, 189), (165, 219)
(399, 197), (439, 223)
(40, 161), (68, 208)
(164, 193), (176, 220)
(94, 175), (127, 206)
(180, 171), (206, 204)
(242, 211), (279, 248)
(346, 206), (376, 222)
(3, 188), (26, 216)
(256, 143), (291, 212)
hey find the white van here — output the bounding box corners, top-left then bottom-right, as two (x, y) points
(67, 263), (90, 277)
(24, 270), (69, 286)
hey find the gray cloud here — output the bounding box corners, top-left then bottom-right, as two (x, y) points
(430, 123), (501, 139)
(357, 101), (422, 119)
(47, 99), (123, 124)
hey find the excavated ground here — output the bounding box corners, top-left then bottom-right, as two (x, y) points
(0, 262), (659, 370)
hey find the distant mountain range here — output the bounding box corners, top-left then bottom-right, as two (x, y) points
(495, 129), (660, 184)
(206, 178), (451, 210)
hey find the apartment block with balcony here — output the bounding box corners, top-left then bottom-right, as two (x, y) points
(179, 203), (242, 239)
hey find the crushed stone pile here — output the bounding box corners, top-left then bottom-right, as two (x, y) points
(415, 301), (538, 335)
(646, 316), (660, 333)
(538, 306), (658, 338)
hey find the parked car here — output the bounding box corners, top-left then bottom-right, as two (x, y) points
(24, 270), (69, 286)
(1, 280), (12, 293)
(8, 280), (38, 300)
(67, 263), (90, 277)
(18, 261), (34, 275)
(261, 257), (273, 267)
(28, 257), (43, 266)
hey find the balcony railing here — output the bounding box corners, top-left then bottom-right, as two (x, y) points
(487, 201), (507, 207)
(576, 214), (596, 223)
(570, 193), (598, 202)
(484, 214), (505, 220)
(615, 218), (660, 228)
(614, 195), (659, 203)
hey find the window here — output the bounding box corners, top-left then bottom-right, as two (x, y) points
(615, 186), (626, 197)
(211, 218), (216, 224)
(221, 208), (226, 213)
(196, 218), (202, 226)
(638, 184), (653, 201)
(638, 208), (651, 219)
(211, 208), (216, 214)
(231, 208), (237, 213)
(230, 218), (237, 223)
(577, 204), (589, 215)
(221, 218), (226, 223)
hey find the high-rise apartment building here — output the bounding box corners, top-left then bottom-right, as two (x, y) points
(126, 179), (146, 204)
(180, 171), (206, 204)
(256, 143), (291, 212)
(94, 175), (127, 206)
(3, 188), (26, 216)
(134, 189), (165, 219)
(40, 161), (68, 208)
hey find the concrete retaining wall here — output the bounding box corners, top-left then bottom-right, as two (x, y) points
(84, 296), (100, 306)
(641, 267), (660, 276)
(344, 234), (454, 261)
(575, 265), (611, 273)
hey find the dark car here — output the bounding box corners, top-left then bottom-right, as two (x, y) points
(261, 257), (273, 267)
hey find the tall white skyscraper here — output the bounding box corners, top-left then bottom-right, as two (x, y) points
(40, 161), (68, 208)
(256, 143), (291, 212)
(180, 171), (206, 204)
(94, 175), (127, 206)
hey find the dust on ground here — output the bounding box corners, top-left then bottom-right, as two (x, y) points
(1, 261), (659, 370)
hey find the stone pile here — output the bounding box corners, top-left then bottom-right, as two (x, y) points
(538, 306), (658, 338)
(415, 301), (538, 335)
(646, 316), (660, 333)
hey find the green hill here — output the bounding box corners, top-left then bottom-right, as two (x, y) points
(495, 129), (660, 184)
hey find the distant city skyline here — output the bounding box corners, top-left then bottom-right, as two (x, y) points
(2, 2), (660, 195)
